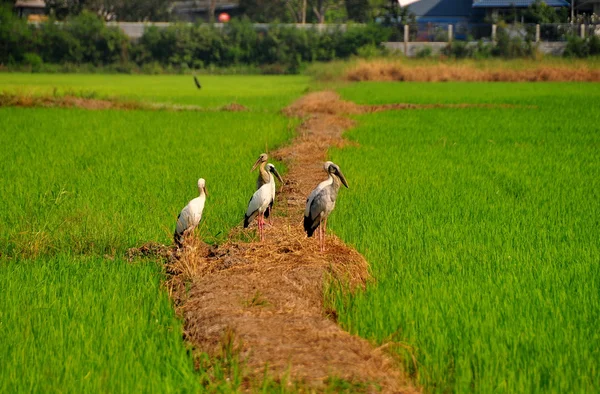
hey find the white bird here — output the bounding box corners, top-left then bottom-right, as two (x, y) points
(244, 153), (282, 241)
(257, 163), (284, 221)
(174, 178), (207, 248)
(304, 161), (349, 252)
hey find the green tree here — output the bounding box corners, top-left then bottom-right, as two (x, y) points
(0, 4), (35, 63)
(46, 0), (170, 21)
(311, 0), (344, 23)
(238, 0), (295, 22)
(345, 0), (370, 22)
(523, 0), (568, 23)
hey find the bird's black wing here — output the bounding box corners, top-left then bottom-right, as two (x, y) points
(304, 190), (327, 237)
(264, 200), (274, 218)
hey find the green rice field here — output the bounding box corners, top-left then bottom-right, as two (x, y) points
(328, 82), (600, 392)
(0, 73), (310, 110)
(1, 73), (599, 393)
(0, 74), (306, 392)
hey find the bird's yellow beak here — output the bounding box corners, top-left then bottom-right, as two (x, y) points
(251, 157), (262, 172)
(337, 170), (349, 188)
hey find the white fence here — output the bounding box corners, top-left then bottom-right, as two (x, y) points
(384, 23), (598, 56)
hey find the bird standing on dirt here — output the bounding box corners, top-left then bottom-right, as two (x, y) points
(256, 163), (284, 221)
(304, 162), (349, 252)
(244, 153), (276, 241)
(174, 178), (207, 248)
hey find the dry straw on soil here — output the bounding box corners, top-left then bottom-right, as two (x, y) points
(145, 91), (421, 392)
(345, 60), (600, 82)
(0, 92), (247, 112)
(156, 91), (527, 391)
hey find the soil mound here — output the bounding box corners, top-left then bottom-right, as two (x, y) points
(168, 91), (418, 392)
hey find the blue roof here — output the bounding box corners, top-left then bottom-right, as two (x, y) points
(408, 0), (476, 17)
(472, 0), (569, 7)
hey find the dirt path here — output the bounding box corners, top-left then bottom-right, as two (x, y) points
(168, 91), (418, 392)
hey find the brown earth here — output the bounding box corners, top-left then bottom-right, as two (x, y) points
(345, 60), (600, 82)
(0, 92), (244, 112)
(161, 91), (424, 392)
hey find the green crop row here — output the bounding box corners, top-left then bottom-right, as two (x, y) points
(0, 73), (310, 111)
(0, 75), (305, 392)
(327, 82), (600, 392)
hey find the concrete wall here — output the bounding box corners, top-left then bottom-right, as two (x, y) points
(383, 42), (448, 57)
(106, 22), (171, 40)
(105, 22), (349, 40)
(383, 41), (568, 57)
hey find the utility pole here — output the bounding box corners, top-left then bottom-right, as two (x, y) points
(571, 0), (574, 22)
(302, 0), (307, 24)
(209, 0), (216, 23)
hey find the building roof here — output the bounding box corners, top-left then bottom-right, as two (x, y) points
(171, 0), (238, 13)
(14, 0), (46, 8)
(472, 0), (569, 7)
(407, 0), (476, 17)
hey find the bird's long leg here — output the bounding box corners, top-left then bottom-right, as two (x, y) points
(266, 206), (274, 227)
(258, 213), (262, 242)
(320, 226), (324, 252)
(319, 220), (324, 252)
(259, 212), (265, 242)
(323, 217), (328, 252)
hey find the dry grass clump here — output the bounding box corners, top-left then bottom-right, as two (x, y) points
(0, 93), (250, 112)
(143, 89), (418, 392)
(345, 60), (600, 82)
(0, 92), (143, 110)
(220, 102), (248, 111)
(282, 90), (524, 121)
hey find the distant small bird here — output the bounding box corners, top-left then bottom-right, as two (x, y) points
(304, 161), (349, 252)
(174, 178), (207, 248)
(244, 153), (276, 241)
(256, 163), (283, 220)
(193, 74), (201, 89)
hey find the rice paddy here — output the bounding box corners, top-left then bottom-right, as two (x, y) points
(328, 82), (600, 393)
(1, 73), (599, 393)
(0, 74), (305, 392)
(0, 73), (310, 111)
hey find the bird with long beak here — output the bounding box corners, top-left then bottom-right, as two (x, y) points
(257, 163), (284, 222)
(304, 162), (349, 252)
(174, 178), (207, 248)
(244, 153), (281, 241)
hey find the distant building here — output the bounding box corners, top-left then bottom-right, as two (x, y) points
(472, 0), (570, 22)
(402, 0), (570, 23)
(14, 0), (47, 20)
(403, 0), (484, 23)
(575, 0), (600, 15)
(170, 0), (240, 22)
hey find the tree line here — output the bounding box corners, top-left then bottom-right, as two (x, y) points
(5, 0), (409, 23)
(0, 5), (391, 73)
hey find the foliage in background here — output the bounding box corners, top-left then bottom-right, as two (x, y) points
(442, 24), (536, 59)
(45, 0), (171, 21)
(0, 7), (391, 73)
(523, 0), (568, 23)
(564, 33), (600, 57)
(485, 0), (568, 24)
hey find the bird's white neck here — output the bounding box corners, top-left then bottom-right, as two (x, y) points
(328, 173), (342, 191)
(259, 162), (270, 185)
